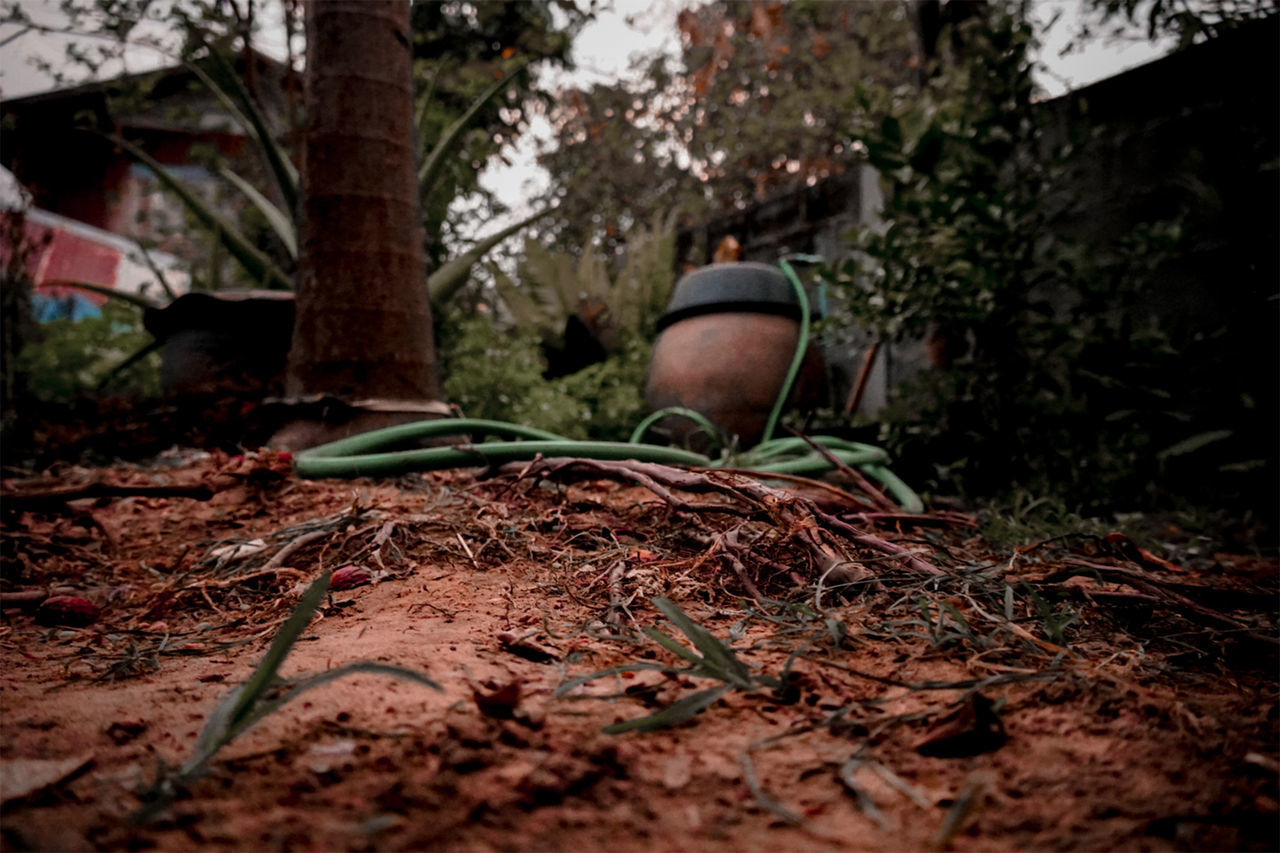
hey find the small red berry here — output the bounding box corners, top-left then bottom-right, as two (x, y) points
(36, 596), (100, 628)
(330, 566), (373, 591)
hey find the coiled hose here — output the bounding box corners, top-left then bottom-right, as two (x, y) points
(295, 258), (923, 513)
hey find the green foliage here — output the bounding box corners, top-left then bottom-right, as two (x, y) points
(551, 336), (654, 441)
(108, 130), (292, 290)
(439, 208), (675, 440)
(978, 490), (1103, 550)
(1021, 584), (1080, 646)
(494, 209), (679, 348)
(438, 313), (651, 442)
(831, 8), (1047, 343)
(409, 0), (587, 264)
(824, 5), (1271, 513)
(1, 217), (36, 412)
(556, 597), (777, 734)
(17, 301), (160, 402)
(541, 1), (920, 252)
(1080, 0), (1276, 48)
(134, 569), (440, 822)
(90, 13), (566, 302)
(427, 207), (552, 306)
(116, 39), (540, 298)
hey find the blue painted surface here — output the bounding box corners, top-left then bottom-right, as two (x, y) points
(32, 292), (103, 322)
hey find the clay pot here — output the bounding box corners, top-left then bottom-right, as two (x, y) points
(644, 263), (824, 448)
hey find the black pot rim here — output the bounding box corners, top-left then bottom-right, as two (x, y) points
(655, 301), (801, 332)
(656, 262), (799, 332)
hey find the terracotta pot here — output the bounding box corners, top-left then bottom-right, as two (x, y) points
(644, 263), (824, 448)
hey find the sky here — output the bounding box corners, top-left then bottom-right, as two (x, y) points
(0, 0), (1173, 233)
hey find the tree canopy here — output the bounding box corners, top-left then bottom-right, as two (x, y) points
(539, 1), (921, 254)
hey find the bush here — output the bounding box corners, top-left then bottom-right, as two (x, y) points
(438, 312), (650, 442)
(825, 8), (1273, 516)
(16, 300), (160, 404)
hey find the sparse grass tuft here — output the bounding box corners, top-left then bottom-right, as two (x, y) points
(557, 596), (783, 734)
(132, 570), (441, 822)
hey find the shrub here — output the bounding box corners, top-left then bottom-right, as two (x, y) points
(438, 312), (650, 442)
(17, 300), (160, 403)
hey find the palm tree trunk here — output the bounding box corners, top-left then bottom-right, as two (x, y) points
(286, 0), (439, 403)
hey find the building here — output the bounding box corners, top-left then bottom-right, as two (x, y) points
(1, 49), (296, 318)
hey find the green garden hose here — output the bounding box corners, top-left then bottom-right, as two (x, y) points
(294, 260), (924, 513)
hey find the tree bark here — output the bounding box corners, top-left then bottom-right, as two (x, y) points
(287, 0), (439, 403)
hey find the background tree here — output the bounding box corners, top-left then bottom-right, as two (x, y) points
(409, 0), (587, 271)
(284, 0), (437, 410)
(828, 2), (1277, 514)
(539, 0), (920, 254)
(1078, 0), (1277, 47)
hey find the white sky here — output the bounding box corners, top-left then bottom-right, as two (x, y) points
(0, 0), (1172, 236)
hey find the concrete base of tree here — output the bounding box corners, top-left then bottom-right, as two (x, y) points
(266, 397), (453, 452)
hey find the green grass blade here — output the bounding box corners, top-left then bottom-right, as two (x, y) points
(938, 600), (973, 637)
(182, 656), (437, 781)
(226, 570), (331, 734)
(652, 597), (753, 687)
(197, 46), (299, 213)
(240, 662), (441, 732)
(186, 683), (243, 773)
(1157, 429), (1233, 461)
(603, 685), (731, 734)
(57, 281), (162, 311)
(554, 662), (683, 698)
(418, 57), (531, 193)
(427, 206), (552, 305)
(220, 167), (297, 258)
(641, 626), (707, 669)
(130, 239), (178, 300)
(743, 749), (806, 826)
(104, 133), (292, 290)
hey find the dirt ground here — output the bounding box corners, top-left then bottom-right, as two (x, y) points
(1, 448), (1276, 852)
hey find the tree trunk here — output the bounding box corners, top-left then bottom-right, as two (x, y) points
(287, 0), (439, 404)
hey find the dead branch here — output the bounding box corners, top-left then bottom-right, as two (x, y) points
(717, 529), (766, 600)
(842, 511), (978, 529)
(1038, 558), (1278, 644)
(261, 529), (328, 570)
(714, 467), (869, 511)
(505, 457), (945, 581)
(2, 482), (213, 513)
(0, 586), (78, 607)
(782, 427), (898, 513)
(811, 509), (946, 577)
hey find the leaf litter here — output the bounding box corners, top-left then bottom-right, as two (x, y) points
(0, 448), (1276, 851)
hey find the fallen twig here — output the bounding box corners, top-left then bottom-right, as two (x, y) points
(506, 458), (946, 581)
(0, 587), (77, 607)
(717, 530), (767, 601)
(2, 482), (213, 513)
(261, 529), (328, 571)
(606, 559), (632, 627)
(1038, 558), (1277, 644)
(842, 511), (978, 529)
(783, 426), (898, 512)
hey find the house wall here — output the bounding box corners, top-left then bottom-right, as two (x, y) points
(1, 57), (288, 274)
(672, 16), (1279, 426)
